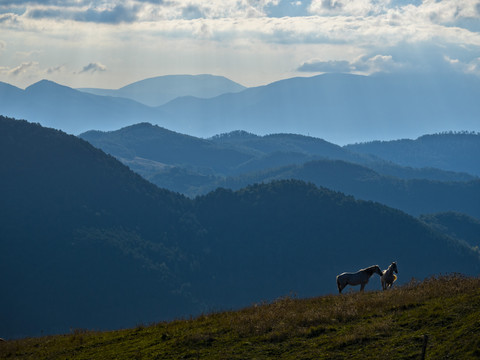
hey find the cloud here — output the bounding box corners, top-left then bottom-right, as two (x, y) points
(79, 62), (107, 73)
(181, 5), (205, 20)
(308, 0), (390, 16)
(46, 64), (66, 74)
(0, 13), (17, 23)
(74, 4), (138, 24)
(354, 54), (396, 72)
(2, 0), (480, 88)
(8, 62), (38, 76)
(265, 0), (312, 17)
(445, 56), (480, 75)
(298, 59), (352, 72)
(298, 54), (397, 74)
(23, 2), (140, 23)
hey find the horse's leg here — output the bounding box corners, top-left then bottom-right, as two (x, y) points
(360, 282), (365, 291)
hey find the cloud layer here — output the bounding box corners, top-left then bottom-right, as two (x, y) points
(1, 0), (479, 88)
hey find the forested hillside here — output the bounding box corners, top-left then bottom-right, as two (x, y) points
(1, 116), (479, 339)
(81, 125), (480, 218)
(218, 160), (480, 218)
(345, 132), (480, 176)
(420, 212), (480, 249)
(0, 116), (199, 338)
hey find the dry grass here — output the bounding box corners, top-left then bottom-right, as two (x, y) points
(2, 275), (480, 359)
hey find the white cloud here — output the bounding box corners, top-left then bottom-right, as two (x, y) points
(414, 0), (480, 24)
(298, 59), (352, 72)
(309, 0), (392, 16)
(298, 53), (397, 74)
(8, 61), (38, 76)
(445, 55), (480, 75)
(1, 0), (480, 88)
(46, 64), (66, 74)
(357, 54), (396, 72)
(79, 62), (107, 73)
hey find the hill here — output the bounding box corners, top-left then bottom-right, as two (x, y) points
(209, 130), (476, 181)
(80, 124), (475, 182)
(3, 72), (480, 143)
(420, 212), (480, 249)
(0, 80), (162, 134)
(78, 74), (246, 106)
(0, 116), (200, 338)
(217, 160), (480, 219)
(80, 123), (252, 175)
(156, 72), (480, 144)
(80, 125), (480, 218)
(1, 275), (480, 359)
(2, 116), (479, 339)
(188, 181), (480, 308)
(345, 132), (480, 176)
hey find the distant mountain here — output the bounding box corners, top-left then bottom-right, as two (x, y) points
(2, 115), (479, 339)
(2, 72), (479, 143)
(345, 132), (480, 176)
(156, 72), (480, 144)
(79, 74), (247, 107)
(0, 80), (162, 134)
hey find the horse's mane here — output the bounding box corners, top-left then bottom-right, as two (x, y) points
(363, 265), (380, 275)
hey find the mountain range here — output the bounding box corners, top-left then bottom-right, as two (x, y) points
(79, 123), (480, 218)
(2, 72), (480, 144)
(78, 74), (246, 106)
(2, 115), (479, 339)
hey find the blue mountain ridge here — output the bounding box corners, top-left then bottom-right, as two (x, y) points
(1, 72), (479, 144)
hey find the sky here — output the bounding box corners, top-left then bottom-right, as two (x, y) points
(1, 0), (480, 89)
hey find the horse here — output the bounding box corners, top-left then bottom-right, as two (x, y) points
(381, 262), (398, 290)
(336, 265), (383, 293)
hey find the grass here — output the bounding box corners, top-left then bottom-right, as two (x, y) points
(2, 274), (480, 359)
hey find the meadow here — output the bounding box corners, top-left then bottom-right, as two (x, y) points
(2, 275), (480, 359)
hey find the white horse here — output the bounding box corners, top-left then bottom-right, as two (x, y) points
(336, 265), (383, 293)
(381, 262), (398, 290)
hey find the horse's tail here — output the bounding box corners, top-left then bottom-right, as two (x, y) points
(393, 274), (397, 282)
(336, 275), (342, 293)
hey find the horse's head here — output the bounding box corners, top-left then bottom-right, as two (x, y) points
(392, 262), (398, 274)
(374, 265), (383, 276)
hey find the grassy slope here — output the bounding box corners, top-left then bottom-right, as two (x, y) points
(2, 275), (480, 359)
